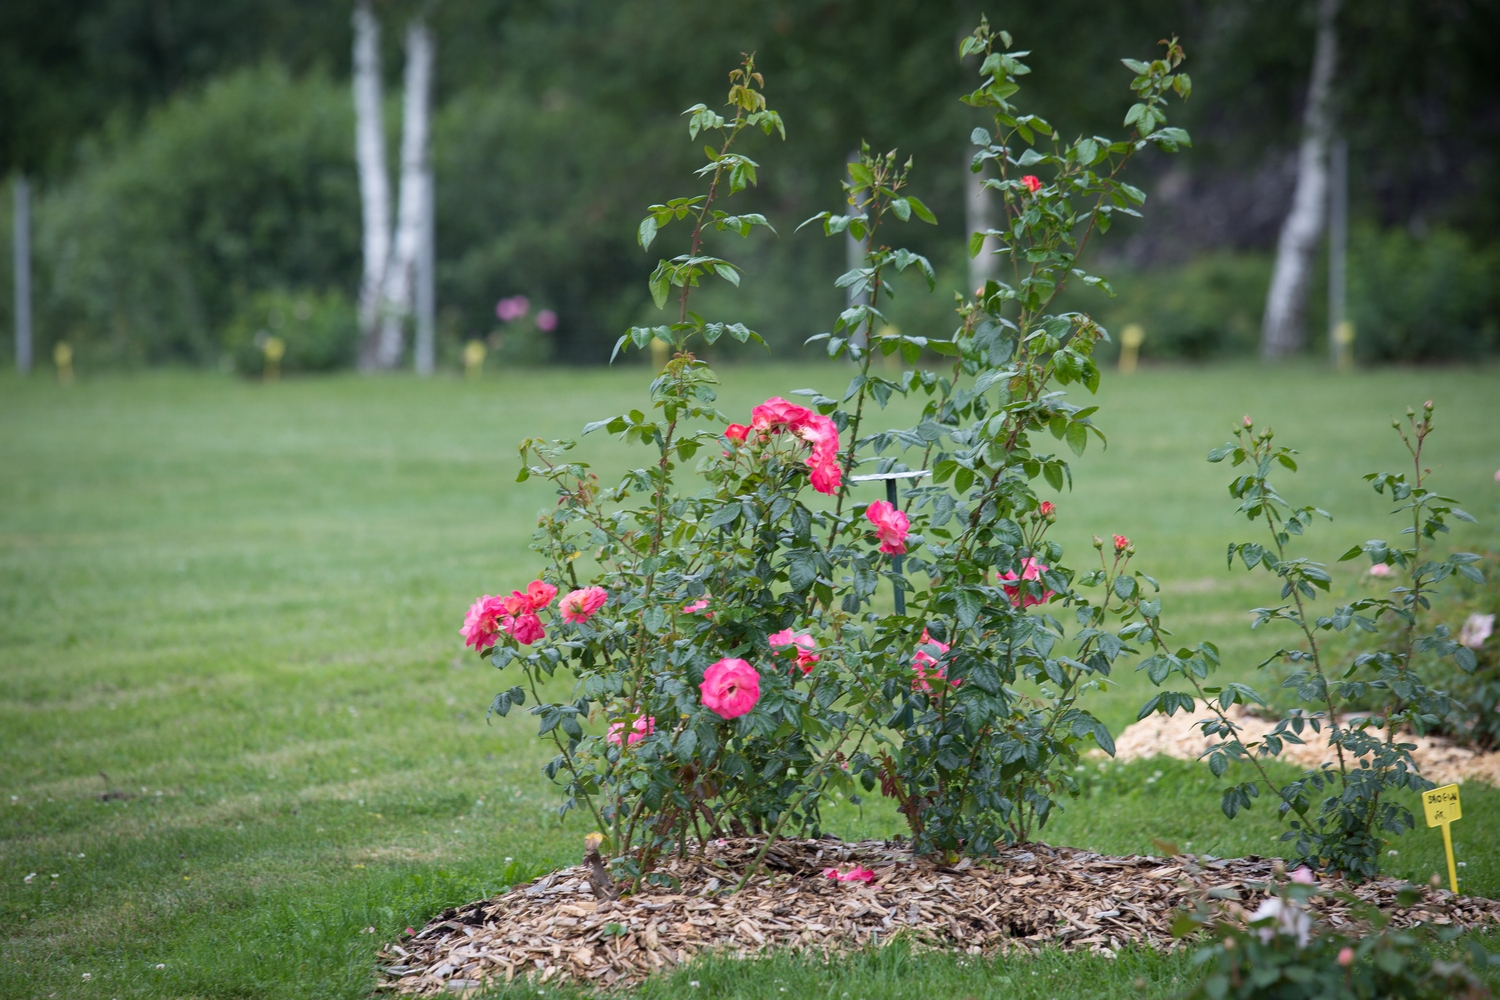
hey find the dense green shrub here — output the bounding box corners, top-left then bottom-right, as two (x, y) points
(222, 288), (359, 375)
(1349, 225), (1500, 363)
(35, 65), (359, 365)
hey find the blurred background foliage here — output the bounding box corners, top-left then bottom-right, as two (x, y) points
(0, 0), (1496, 369)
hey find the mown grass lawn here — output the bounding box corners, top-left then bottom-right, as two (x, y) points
(2, 362), (1498, 999)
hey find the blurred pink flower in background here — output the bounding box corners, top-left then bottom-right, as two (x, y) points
(682, 596), (711, 615)
(1368, 563), (1393, 578)
(1494, 468), (1500, 483)
(559, 586), (608, 624)
(864, 500), (910, 555)
(607, 715), (655, 747)
(999, 557), (1054, 608)
(912, 628), (955, 692)
(495, 295), (530, 322)
(535, 309), (558, 332)
(701, 658), (760, 718)
(768, 628), (819, 674)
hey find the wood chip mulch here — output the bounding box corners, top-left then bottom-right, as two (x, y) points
(375, 838), (1500, 994)
(1112, 704), (1500, 788)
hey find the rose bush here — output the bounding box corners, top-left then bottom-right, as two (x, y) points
(465, 28), (1195, 880)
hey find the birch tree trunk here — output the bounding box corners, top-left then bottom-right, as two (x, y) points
(352, 0), (392, 371)
(1260, 0), (1339, 361)
(965, 160), (998, 294)
(374, 17), (434, 370)
(413, 165), (435, 376)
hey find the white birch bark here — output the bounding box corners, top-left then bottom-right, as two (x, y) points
(374, 17), (434, 370)
(413, 165), (435, 376)
(965, 160), (998, 294)
(352, 0), (392, 370)
(1260, 0), (1339, 360)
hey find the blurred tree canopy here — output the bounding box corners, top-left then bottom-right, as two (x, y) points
(2, 0), (1496, 365)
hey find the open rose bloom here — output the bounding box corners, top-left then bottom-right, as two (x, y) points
(864, 500), (910, 555)
(700, 658), (761, 719)
(559, 586), (608, 624)
(769, 628), (819, 675)
(738, 396), (843, 496)
(999, 557), (1054, 608)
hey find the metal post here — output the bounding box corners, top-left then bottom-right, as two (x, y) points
(14, 175), (32, 375)
(1327, 137), (1347, 367)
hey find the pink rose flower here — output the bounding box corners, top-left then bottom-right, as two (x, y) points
(506, 612), (545, 646)
(1289, 866), (1317, 885)
(1021, 175), (1042, 193)
(1368, 563), (1393, 578)
(535, 309), (558, 332)
(807, 450), (843, 495)
(769, 628), (819, 675)
(999, 557), (1054, 608)
(1337, 946), (1354, 967)
(1494, 468), (1500, 483)
(822, 866), (876, 883)
(912, 629), (955, 692)
(495, 295), (530, 322)
(524, 580), (558, 609)
(724, 423), (749, 443)
(461, 595), (509, 650)
(700, 658), (761, 719)
(1113, 534), (1131, 552)
(745, 397), (843, 495)
(606, 715), (655, 747)
(559, 586), (608, 624)
(750, 396), (813, 432)
(864, 500), (910, 555)
(683, 596), (712, 615)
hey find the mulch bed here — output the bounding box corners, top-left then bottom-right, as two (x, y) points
(376, 838), (1500, 994)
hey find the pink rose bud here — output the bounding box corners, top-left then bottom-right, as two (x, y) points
(1113, 534), (1131, 553)
(1242, 415), (1253, 427)
(1337, 946), (1354, 967)
(1021, 175), (1042, 193)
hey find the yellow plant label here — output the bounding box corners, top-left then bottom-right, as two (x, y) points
(1423, 784), (1461, 827)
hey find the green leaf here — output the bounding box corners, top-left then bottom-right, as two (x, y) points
(1065, 420), (1088, 457)
(906, 196), (938, 224)
(637, 215), (659, 251)
(714, 263), (741, 287)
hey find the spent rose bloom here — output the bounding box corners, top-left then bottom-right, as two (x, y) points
(461, 595), (509, 650)
(912, 628), (956, 692)
(1249, 896), (1311, 947)
(506, 613), (545, 645)
(724, 423), (749, 443)
(1459, 613), (1495, 650)
(1021, 175), (1042, 193)
(607, 715), (655, 747)
(864, 500), (910, 555)
(558, 586), (608, 624)
(700, 658), (761, 719)
(823, 866), (876, 883)
(769, 628), (819, 675)
(999, 557), (1055, 608)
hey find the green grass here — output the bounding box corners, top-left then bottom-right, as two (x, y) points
(3, 362), (1499, 999)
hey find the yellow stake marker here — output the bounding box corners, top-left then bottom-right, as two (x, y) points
(1422, 783), (1462, 894)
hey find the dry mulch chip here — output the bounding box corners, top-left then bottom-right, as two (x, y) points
(377, 838), (1500, 993)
